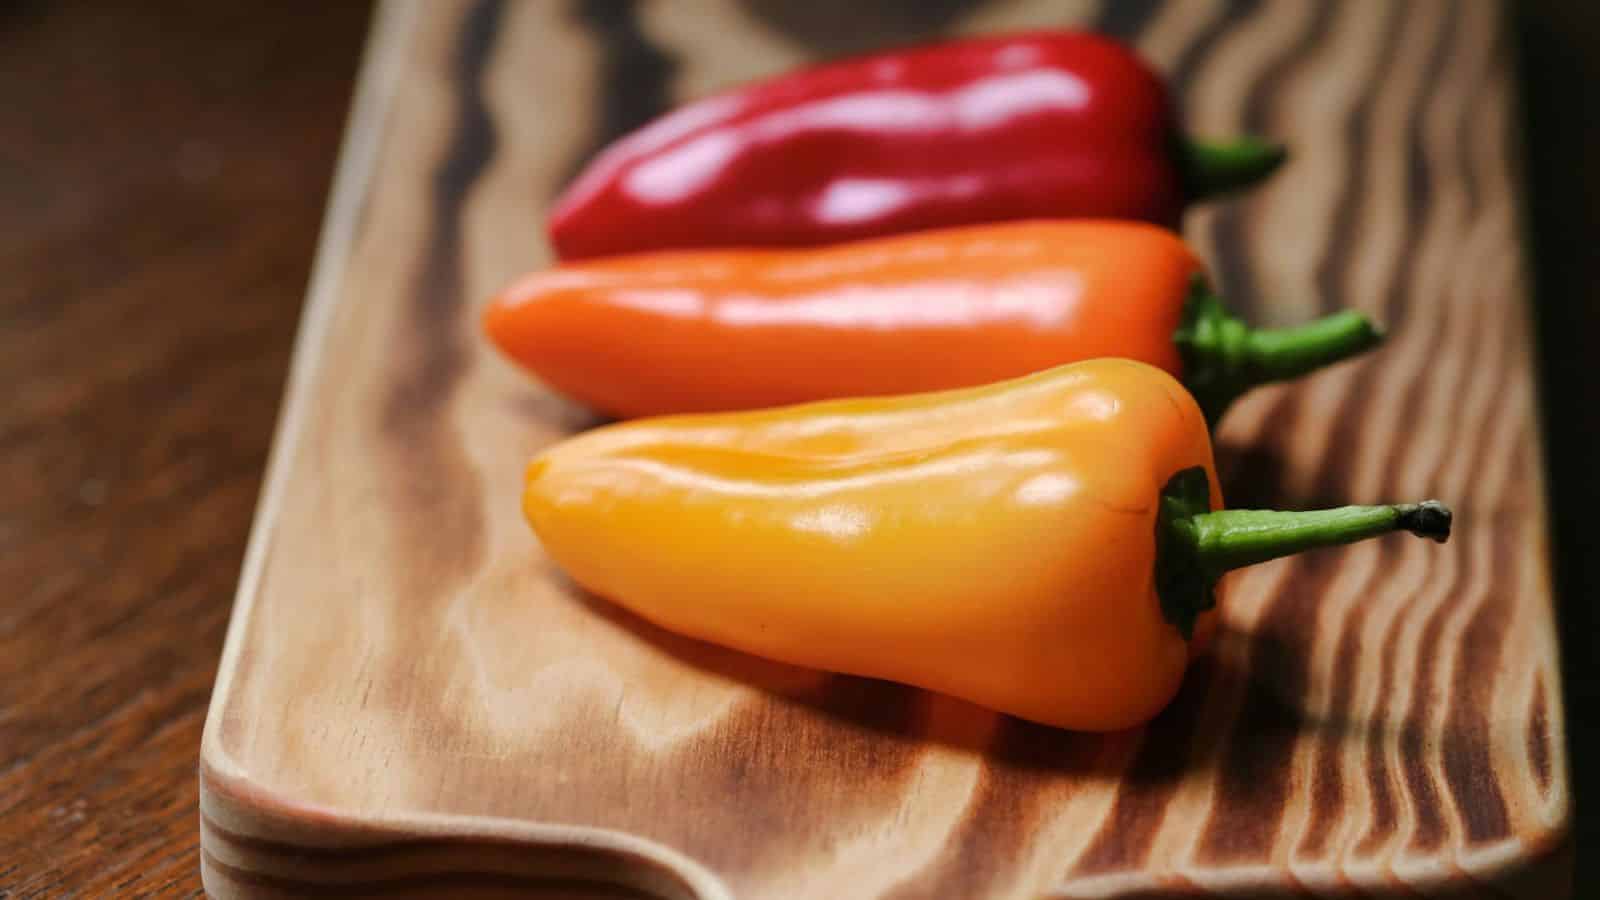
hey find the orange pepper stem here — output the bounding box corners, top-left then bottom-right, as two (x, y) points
(1176, 135), (1289, 201)
(1154, 467), (1453, 639)
(1174, 276), (1385, 426)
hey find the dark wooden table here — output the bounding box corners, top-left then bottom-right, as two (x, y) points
(0, 2), (1594, 896)
(0, 4), (371, 895)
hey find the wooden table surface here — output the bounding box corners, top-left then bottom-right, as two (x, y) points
(1, 2), (1595, 897)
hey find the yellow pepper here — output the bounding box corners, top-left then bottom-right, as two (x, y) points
(523, 360), (1451, 731)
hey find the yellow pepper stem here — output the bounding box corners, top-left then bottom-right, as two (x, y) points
(1154, 467), (1452, 639)
(1174, 276), (1386, 426)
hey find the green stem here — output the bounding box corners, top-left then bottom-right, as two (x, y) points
(1153, 467), (1452, 639)
(1174, 276), (1385, 426)
(1177, 136), (1289, 201)
(1187, 503), (1453, 571)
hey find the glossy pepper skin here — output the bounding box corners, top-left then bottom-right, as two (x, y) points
(485, 220), (1382, 424)
(523, 360), (1452, 732)
(548, 30), (1285, 260)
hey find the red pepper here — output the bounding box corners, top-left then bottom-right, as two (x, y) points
(549, 30), (1284, 260)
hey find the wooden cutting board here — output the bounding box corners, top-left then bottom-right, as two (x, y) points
(198, 1), (1571, 896)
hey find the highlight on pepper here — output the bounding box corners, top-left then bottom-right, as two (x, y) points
(485, 220), (1382, 425)
(520, 359), (1451, 733)
(549, 30), (1285, 259)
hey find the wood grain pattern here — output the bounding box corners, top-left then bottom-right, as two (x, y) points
(199, 1), (1571, 897)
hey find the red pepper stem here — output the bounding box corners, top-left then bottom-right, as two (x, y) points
(1177, 136), (1288, 201)
(1154, 467), (1452, 639)
(1174, 277), (1385, 426)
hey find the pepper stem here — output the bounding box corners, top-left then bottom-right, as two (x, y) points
(1174, 276), (1385, 426)
(1177, 135), (1289, 201)
(1154, 467), (1452, 639)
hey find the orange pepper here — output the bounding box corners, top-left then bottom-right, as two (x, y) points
(522, 360), (1451, 731)
(485, 220), (1381, 424)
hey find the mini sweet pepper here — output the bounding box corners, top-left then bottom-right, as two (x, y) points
(550, 30), (1284, 259)
(485, 220), (1382, 425)
(522, 360), (1451, 731)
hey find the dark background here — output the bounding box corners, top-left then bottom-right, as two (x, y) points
(0, 2), (1592, 895)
